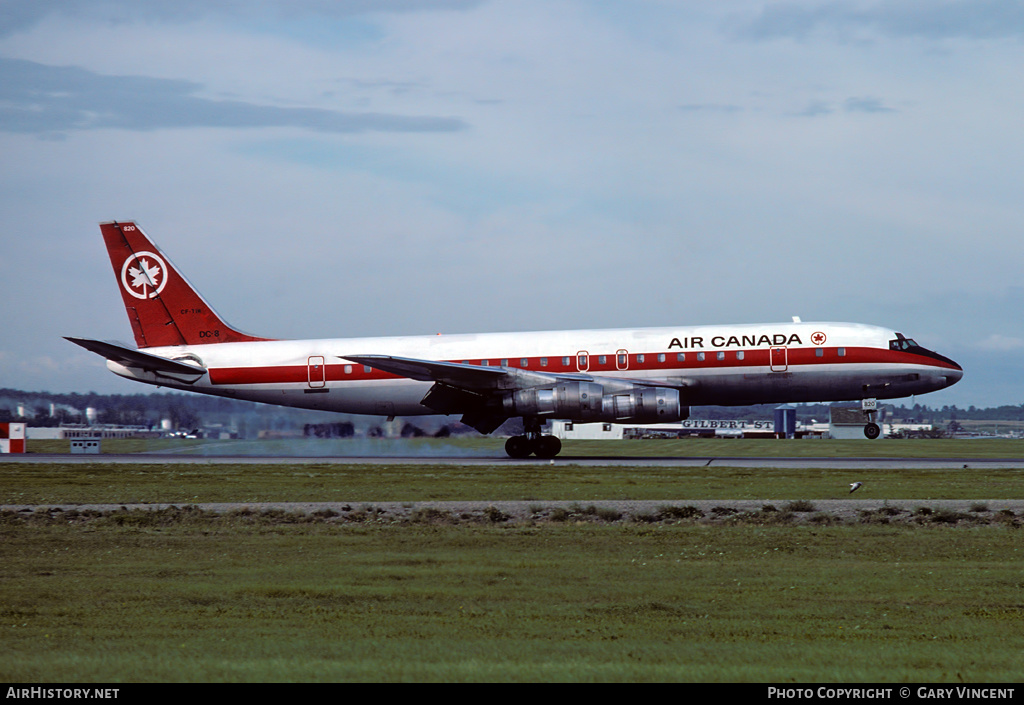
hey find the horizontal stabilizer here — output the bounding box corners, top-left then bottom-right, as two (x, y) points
(65, 337), (207, 378)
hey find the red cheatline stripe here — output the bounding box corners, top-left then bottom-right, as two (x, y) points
(207, 346), (956, 386)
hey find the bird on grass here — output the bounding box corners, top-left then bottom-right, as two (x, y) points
(849, 482), (863, 494)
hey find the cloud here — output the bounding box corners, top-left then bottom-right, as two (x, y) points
(678, 103), (743, 115)
(0, 0), (485, 37)
(844, 96), (896, 113)
(797, 100), (835, 117)
(791, 95), (896, 117)
(0, 58), (467, 136)
(738, 0), (1024, 42)
(975, 334), (1024, 352)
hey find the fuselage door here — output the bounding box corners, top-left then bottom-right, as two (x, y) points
(308, 356), (326, 388)
(616, 349), (629, 371)
(577, 351), (589, 372)
(770, 347), (788, 372)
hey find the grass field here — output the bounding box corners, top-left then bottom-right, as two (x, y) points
(3, 518), (1023, 682)
(3, 444), (1024, 682)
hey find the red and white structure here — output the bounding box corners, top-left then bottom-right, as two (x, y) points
(0, 422), (26, 453)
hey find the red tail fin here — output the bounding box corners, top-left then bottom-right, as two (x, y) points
(100, 221), (272, 348)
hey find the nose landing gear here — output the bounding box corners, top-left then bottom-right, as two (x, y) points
(861, 398), (881, 439)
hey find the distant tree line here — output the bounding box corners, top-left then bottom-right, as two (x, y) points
(0, 388), (461, 437)
(3, 388), (1021, 431)
(0, 388), (245, 428)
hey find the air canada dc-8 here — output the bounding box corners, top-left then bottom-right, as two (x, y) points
(67, 221), (963, 458)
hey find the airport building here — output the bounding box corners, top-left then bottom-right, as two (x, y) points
(26, 425), (163, 440)
(550, 405), (933, 440)
(549, 418), (780, 440)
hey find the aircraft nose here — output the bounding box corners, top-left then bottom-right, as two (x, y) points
(924, 348), (962, 386)
(934, 353), (963, 388)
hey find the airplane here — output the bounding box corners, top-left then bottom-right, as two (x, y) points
(67, 221), (963, 458)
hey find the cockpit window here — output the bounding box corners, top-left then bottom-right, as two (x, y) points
(890, 334), (920, 351)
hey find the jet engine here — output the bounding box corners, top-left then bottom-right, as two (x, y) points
(502, 381), (688, 424)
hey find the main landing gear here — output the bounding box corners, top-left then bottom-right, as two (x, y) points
(504, 417), (562, 459)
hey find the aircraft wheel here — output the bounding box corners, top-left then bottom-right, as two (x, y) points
(864, 422), (881, 440)
(533, 435), (562, 459)
(505, 436), (532, 459)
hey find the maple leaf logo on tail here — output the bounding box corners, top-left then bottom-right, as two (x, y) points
(120, 251), (168, 300)
(129, 259), (160, 290)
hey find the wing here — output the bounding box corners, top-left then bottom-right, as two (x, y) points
(342, 354), (688, 433)
(65, 337), (207, 383)
(343, 354), (511, 386)
(342, 354), (595, 389)
(342, 354), (585, 433)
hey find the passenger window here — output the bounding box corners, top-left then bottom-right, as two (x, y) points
(697, 352), (705, 362)
(658, 353), (666, 363)
(676, 353), (685, 362)
(599, 355), (607, 365)
(717, 351), (725, 361)
(540, 357), (548, 367)
(815, 348), (824, 358)
(736, 351), (744, 360)
(838, 348), (846, 357)
(520, 358), (529, 367)
(637, 354), (645, 364)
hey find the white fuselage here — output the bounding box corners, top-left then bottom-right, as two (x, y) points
(107, 321), (962, 417)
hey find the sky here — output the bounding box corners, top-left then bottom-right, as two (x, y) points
(1, 0), (1022, 408)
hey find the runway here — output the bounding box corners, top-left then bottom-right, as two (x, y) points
(6, 452), (1023, 526)
(4, 453), (1024, 469)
